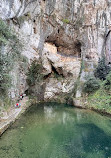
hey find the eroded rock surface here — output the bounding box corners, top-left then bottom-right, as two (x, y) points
(0, 0), (111, 100)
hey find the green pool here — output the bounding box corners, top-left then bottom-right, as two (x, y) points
(0, 102), (111, 158)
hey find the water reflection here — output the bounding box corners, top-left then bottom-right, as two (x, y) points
(0, 103), (111, 158)
(44, 106), (55, 119)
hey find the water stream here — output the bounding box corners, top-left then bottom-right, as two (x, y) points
(0, 102), (111, 158)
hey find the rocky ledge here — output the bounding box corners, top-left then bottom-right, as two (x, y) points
(0, 97), (30, 136)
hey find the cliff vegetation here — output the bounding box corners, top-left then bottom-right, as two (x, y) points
(83, 58), (111, 115)
(0, 19), (26, 113)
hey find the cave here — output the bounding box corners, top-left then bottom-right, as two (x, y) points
(45, 35), (81, 58)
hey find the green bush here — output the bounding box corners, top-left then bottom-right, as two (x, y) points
(26, 60), (44, 86)
(62, 19), (70, 24)
(87, 89), (111, 113)
(94, 57), (111, 80)
(103, 72), (111, 91)
(0, 19), (18, 44)
(83, 76), (100, 94)
(0, 18), (22, 52)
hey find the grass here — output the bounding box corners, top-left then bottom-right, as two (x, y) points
(83, 71), (111, 115)
(87, 88), (111, 114)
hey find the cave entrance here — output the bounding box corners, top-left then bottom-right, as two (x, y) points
(45, 35), (81, 58)
(74, 41), (81, 58)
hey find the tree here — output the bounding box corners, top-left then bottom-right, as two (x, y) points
(83, 76), (100, 94)
(94, 57), (111, 80)
(26, 60), (44, 86)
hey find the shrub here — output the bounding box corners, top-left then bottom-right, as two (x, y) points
(94, 57), (111, 80)
(26, 60), (43, 86)
(83, 76), (100, 94)
(62, 19), (70, 24)
(103, 72), (111, 91)
(0, 20), (13, 44)
(87, 89), (111, 113)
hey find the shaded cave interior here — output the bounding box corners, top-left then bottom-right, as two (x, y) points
(42, 32), (82, 79)
(45, 32), (82, 58)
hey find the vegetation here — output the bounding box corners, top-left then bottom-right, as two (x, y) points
(84, 64), (111, 114)
(0, 18), (24, 113)
(26, 60), (44, 86)
(0, 54), (11, 95)
(83, 76), (100, 94)
(0, 19), (15, 44)
(0, 19), (22, 96)
(87, 88), (111, 114)
(103, 71), (111, 91)
(82, 57), (111, 114)
(62, 19), (70, 24)
(94, 57), (111, 80)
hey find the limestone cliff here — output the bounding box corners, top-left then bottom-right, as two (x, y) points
(0, 0), (111, 102)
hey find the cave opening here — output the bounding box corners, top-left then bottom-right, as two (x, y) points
(45, 35), (82, 58)
(43, 64), (64, 80)
(74, 41), (81, 58)
(52, 65), (60, 76)
(51, 65), (64, 78)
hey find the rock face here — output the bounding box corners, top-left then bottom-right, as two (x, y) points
(0, 0), (111, 101)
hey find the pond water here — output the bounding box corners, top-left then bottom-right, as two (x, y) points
(0, 102), (111, 158)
